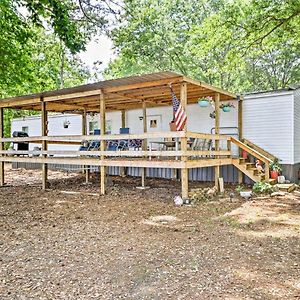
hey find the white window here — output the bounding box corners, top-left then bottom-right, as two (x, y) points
(89, 120), (112, 134)
(22, 126), (29, 134)
(89, 121), (98, 135)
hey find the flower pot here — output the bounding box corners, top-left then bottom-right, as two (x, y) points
(270, 170), (279, 180)
(242, 150), (248, 159)
(169, 122), (177, 132)
(198, 100), (209, 107)
(222, 106), (231, 112)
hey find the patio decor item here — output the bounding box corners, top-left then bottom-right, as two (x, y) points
(198, 96), (212, 107)
(220, 102), (235, 112)
(270, 159), (282, 180)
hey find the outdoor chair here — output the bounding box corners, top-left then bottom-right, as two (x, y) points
(190, 138), (212, 159)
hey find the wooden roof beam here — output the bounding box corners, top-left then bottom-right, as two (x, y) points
(183, 76), (237, 99)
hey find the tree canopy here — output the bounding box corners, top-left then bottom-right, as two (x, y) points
(104, 0), (300, 92)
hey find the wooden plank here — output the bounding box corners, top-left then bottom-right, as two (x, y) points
(0, 108), (4, 186)
(100, 92), (106, 195)
(231, 137), (271, 164)
(0, 98), (41, 108)
(0, 156), (186, 168)
(141, 101), (147, 187)
(187, 131), (230, 140)
(186, 158), (233, 168)
(180, 82), (189, 198)
(0, 131), (185, 143)
(41, 99), (48, 190)
(242, 138), (276, 161)
(182, 76), (237, 100)
(214, 93), (220, 190)
(219, 178), (224, 193)
(45, 89), (102, 102)
(120, 110), (126, 177)
(82, 108), (89, 183)
(0, 149), (231, 157)
(238, 96), (243, 140)
(103, 77), (183, 94)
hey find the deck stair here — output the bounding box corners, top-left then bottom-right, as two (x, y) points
(230, 137), (276, 184)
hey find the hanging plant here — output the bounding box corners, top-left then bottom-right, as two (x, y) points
(198, 96), (213, 108)
(220, 102), (235, 112)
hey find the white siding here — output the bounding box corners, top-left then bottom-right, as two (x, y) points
(293, 88), (300, 163)
(12, 103), (238, 139)
(243, 91), (294, 164)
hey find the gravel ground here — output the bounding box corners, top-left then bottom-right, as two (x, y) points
(0, 166), (300, 299)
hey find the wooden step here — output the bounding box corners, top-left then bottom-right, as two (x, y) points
(239, 158), (248, 163)
(247, 167), (259, 175)
(245, 163), (255, 169)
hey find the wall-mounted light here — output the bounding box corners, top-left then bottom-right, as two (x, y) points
(63, 120), (71, 128)
(139, 116), (143, 121)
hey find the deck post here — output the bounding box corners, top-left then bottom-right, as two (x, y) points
(214, 93), (220, 190)
(0, 108), (4, 186)
(41, 98), (48, 190)
(120, 110), (126, 177)
(141, 101), (147, 187)
(238, 95), (244, 183)
(100, 92), (106, 195)
(180, 82), (188, 199)
(82, 108), (89, 183)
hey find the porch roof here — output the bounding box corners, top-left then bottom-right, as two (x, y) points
(0, 71), (237, 113)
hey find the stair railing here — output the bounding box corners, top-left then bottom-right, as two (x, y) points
(242, 138), (277, 161)
(230, 137), (272, 181)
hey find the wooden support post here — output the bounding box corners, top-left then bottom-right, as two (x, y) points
(238, 96), (243, 141)
(141, 101), (147, 187)
(238, 96), (244, 183)
(100, 92), (106, 195)
(120, 110), (126, 177)
(214, 93), (221, 190)
(0, 108), (4, 186)
(180, 82), (188, 199)
(227, 139), (231, 158)
(82, 109), (89, 183)
(121, 110), (126, 128)
(41, 99), (48, 190)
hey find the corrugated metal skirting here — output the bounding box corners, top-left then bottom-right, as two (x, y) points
(12, 162), (239, 183)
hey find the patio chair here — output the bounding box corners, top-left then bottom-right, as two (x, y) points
(190, 138), (208, 159)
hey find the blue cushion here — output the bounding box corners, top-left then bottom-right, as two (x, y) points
(119, 127), (130, 134)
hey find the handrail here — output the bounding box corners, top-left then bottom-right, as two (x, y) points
(0, 149), (231, 157)
(0, 132), (184, 143)
(186, 132), (230, 140)
(230, 137), (272, 164)
(0, 131), (230, 143)
(242, 138), (277, 161)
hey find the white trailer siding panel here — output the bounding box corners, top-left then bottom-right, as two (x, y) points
(243, 92), (294, 164)
(294, 88), (300, 163)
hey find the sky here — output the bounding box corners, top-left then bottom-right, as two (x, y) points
(79, 35), (116, 78)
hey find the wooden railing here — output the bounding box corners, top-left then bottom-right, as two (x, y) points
(242, 138), (277, 161)
(0, 131), (232, 163)
(230, 137), (272, 180)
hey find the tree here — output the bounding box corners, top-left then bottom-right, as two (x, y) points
(104, 0), (300, 92)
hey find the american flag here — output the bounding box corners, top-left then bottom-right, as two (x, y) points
(171, 87), (187, 131)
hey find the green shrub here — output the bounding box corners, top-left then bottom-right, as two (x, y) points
(252, 182), (275, 194)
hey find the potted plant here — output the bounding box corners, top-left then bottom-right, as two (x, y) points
(198, 96), (212, 107)
(220, 102), (235, 112)
(269, 160), (282, 180)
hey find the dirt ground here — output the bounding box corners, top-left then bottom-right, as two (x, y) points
(0, 165), (300, 299)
